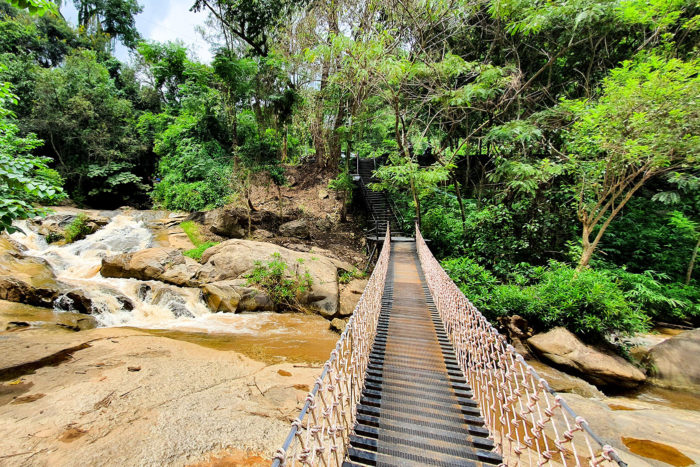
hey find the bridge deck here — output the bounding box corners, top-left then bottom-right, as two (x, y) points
(345, 242), (502, 466)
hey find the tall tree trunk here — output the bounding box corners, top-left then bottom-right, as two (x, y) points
(686, 237), (700, 285)
(577, 178), (648, 270)
(451, 174), (467, 234)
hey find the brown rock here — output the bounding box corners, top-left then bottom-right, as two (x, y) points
(278, 219), (309, 239)
(527, 360), (604, 398)
(330, 318), (347, 333)
(101, 248), (200, 287)
(200, 281), (241, 313)
(649, 328), (700, 392)
(0, 237), (60, 307)
(527, 327), (646, 389)
(277, 369), (292, 377)
(338, 279), (367, 317)
(197, 240), (340, 318)
(127, 366), (141, 372)
(205, 207), (247, 238)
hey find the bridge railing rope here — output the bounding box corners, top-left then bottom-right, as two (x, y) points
(415, 225), (626, 467)
(272, 225), (391, 467)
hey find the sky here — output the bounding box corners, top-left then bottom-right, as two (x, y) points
(61, 0), (214, 63)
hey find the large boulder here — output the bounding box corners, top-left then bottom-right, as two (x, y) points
(278, 219), (310, 239)
(201, 281), (241, 313)
(29, 212), (109, 242)
(101, 248), (201, 287)
(0, 237), (60, 307)
(197, 239), (339, 317)
(648, 328), (700, 392)
(338, 279), (367, 317)
(527, 327), (646, 389)
(204, 207), (247, 238)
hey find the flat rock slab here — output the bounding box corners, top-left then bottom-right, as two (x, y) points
(0, 326), (320, 466)
(0, 328), (139, 381)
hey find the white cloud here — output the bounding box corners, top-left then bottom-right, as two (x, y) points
(143, 0), (214, 63)
(61, 0), (215, 64)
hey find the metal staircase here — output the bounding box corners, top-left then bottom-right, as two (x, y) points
(357, 157), (405, 239)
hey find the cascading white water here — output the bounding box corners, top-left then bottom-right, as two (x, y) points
(8, 213), (235, 331)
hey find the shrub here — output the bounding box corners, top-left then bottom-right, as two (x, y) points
(610, 268), (700, 325)
(526, 262), (649, 338)
(64, 213), (93, 243)
(245, 253), (313, 312)
(183, 241), (218, 261)
(441, 257), (498, 311)
(442, 256), (650, 339)
(339, 268), (365, 284)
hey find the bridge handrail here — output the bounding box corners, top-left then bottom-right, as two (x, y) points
(272, 225), (391, 467)
(415, 225), (627, 467)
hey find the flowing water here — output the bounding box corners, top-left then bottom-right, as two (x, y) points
(7, 212), (337, 362)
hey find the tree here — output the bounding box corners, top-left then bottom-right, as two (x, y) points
(563, 54), (699, 270)
(6, 0), (58, 16)
(190, 0), (307, 57)
(72, 0), (143, 48)
(372, 154), (450, 228)
(0, 62), (64, 233)
(28, 49), (147, 205)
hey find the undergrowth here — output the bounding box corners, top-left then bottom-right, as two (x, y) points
(245, 253), (313, 312)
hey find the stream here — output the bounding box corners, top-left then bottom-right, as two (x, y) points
(7, 210), (338, 363)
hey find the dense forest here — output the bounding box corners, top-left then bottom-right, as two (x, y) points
(1, 0), (698, 342)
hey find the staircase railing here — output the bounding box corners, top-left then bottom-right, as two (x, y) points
(358, 157), (404, 236)
(273, 225), (391, 467)
(414, 224), (626, 467)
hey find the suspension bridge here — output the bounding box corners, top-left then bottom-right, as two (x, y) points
(272, 158), (627, 466)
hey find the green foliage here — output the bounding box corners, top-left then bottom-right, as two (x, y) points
(183, 241), (218, 261)
(339, 268), (365, 284)
(245, 252), (313, 311)
(28, 49), (147, 206)
(191, 0), (307, 56)
(0, 76), (64, 232)
(441, 257), (498, 311)
(73, 0), (143, 48)
(64, 213), (92, 243)
(7, 0), (57, 16)
(443, 257), (650, 338)
(152, 137), (233, 211)
(610, 269), (700, 325)
(598, 197), (699, 281)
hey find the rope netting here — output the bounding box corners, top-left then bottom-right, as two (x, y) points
(415, 226), (626, 467)
(272, 226), (391, 467)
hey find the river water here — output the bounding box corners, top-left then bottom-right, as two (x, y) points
(8, 211), (338, 363)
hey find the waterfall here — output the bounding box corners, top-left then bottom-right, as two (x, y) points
(9, 213), (217, 329)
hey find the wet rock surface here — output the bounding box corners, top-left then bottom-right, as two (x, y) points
(0, 237), (60, 307)
(101, 247), (201, 287)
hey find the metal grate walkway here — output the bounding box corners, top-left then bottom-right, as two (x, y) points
(344, 242), (502, 466)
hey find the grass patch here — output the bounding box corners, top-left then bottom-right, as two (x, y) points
(184, 241), (218, 261)
(180, 221), (217, 260)
(64, 213), (92, 243)
(180, 220), (203, 246)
